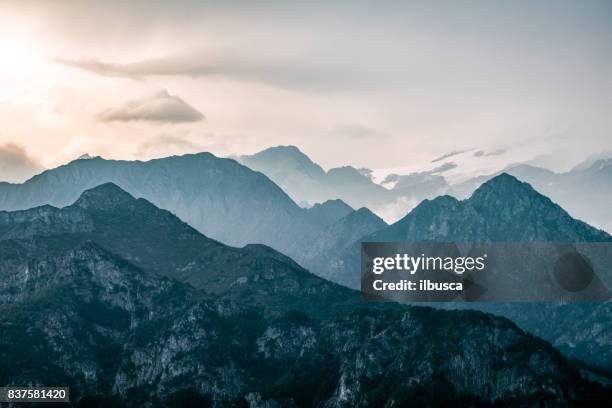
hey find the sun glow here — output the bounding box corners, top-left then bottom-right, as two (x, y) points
(0, 33), (42, 83)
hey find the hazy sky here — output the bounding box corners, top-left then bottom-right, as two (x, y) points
(1, 0), (611, 182)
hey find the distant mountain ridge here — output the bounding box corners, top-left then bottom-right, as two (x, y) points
(373, 173), (611, 243)
(0, 153), (369, 264)
(330, 173), (611, 290)
(239, 146), (612, 233)
(450, 159), (612, 233)
(238, 146), (400, 211)
(320, 173), (612, 369)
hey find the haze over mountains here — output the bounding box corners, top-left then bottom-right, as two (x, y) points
(318, 173), (612, 369)
(238, 145), (612, 234)
(1, 149), (611, 388)
(3, 145), (611, 234)
(238, 146), (398, 211)
(0, 153), (316, 257)
(0, 153), (389, 278)
(449, 159), (612, 234)
(4, 185), (608, 405)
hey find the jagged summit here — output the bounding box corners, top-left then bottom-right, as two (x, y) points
(75, 153), (101, 161)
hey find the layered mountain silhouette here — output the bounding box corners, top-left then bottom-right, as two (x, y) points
(299, 207), (388, 282)
(239, 146), (612, 233)
(0, 182), (357, 317)
(321, 173), (612, 369)
(3, 184), (608, 405)
(0, 153), (310, 251)
(327, 173), (610, 288)
(239, 146), (399, 210)
(304, 198), (354, 228)
(0, 153), (373, 265)
(450, 158), (612, 233)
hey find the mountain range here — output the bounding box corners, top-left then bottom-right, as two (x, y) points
(238, 146), (393, 208)
(3, 184), (608, 405)
(238, 146), (437, 221)
(0, 153), (396, 286)
(0, 153), (343, 263)
(318, 173), (612, 370)
(450, 159), (612, 233)
(239, 145), (612, 234)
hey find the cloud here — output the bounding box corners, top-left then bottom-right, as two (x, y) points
(53, 56), (215, 79)
(381, 162), (455, 186)
(431, 149), (473, 163)
(474, 148), (507, 157)
(381, 173), (400, 184)
(429, 162), (457, 173)
(333, 124), (384, 139)
(357, 167), (374, 180)
(53, 53), (347, 92)
(97, 90), (204, 124)
(0, 143), (44, 183)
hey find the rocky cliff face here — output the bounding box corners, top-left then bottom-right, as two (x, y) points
(0, 184), (608, 406)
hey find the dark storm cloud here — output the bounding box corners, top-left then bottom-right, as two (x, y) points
(97, 90), (204, 124)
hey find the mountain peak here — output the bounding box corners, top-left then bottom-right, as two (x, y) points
(311, 199), (353, 213)
(353, 207), (384, 221)
(344, 207), (388, 229)
(76, 153), (99, 160)
(326, 166), (365, 181)
(306, 199), (354, 227)
(471, 173), (536, 199)
(73, 183), (137, 210)
(250, 145), (310, 161)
